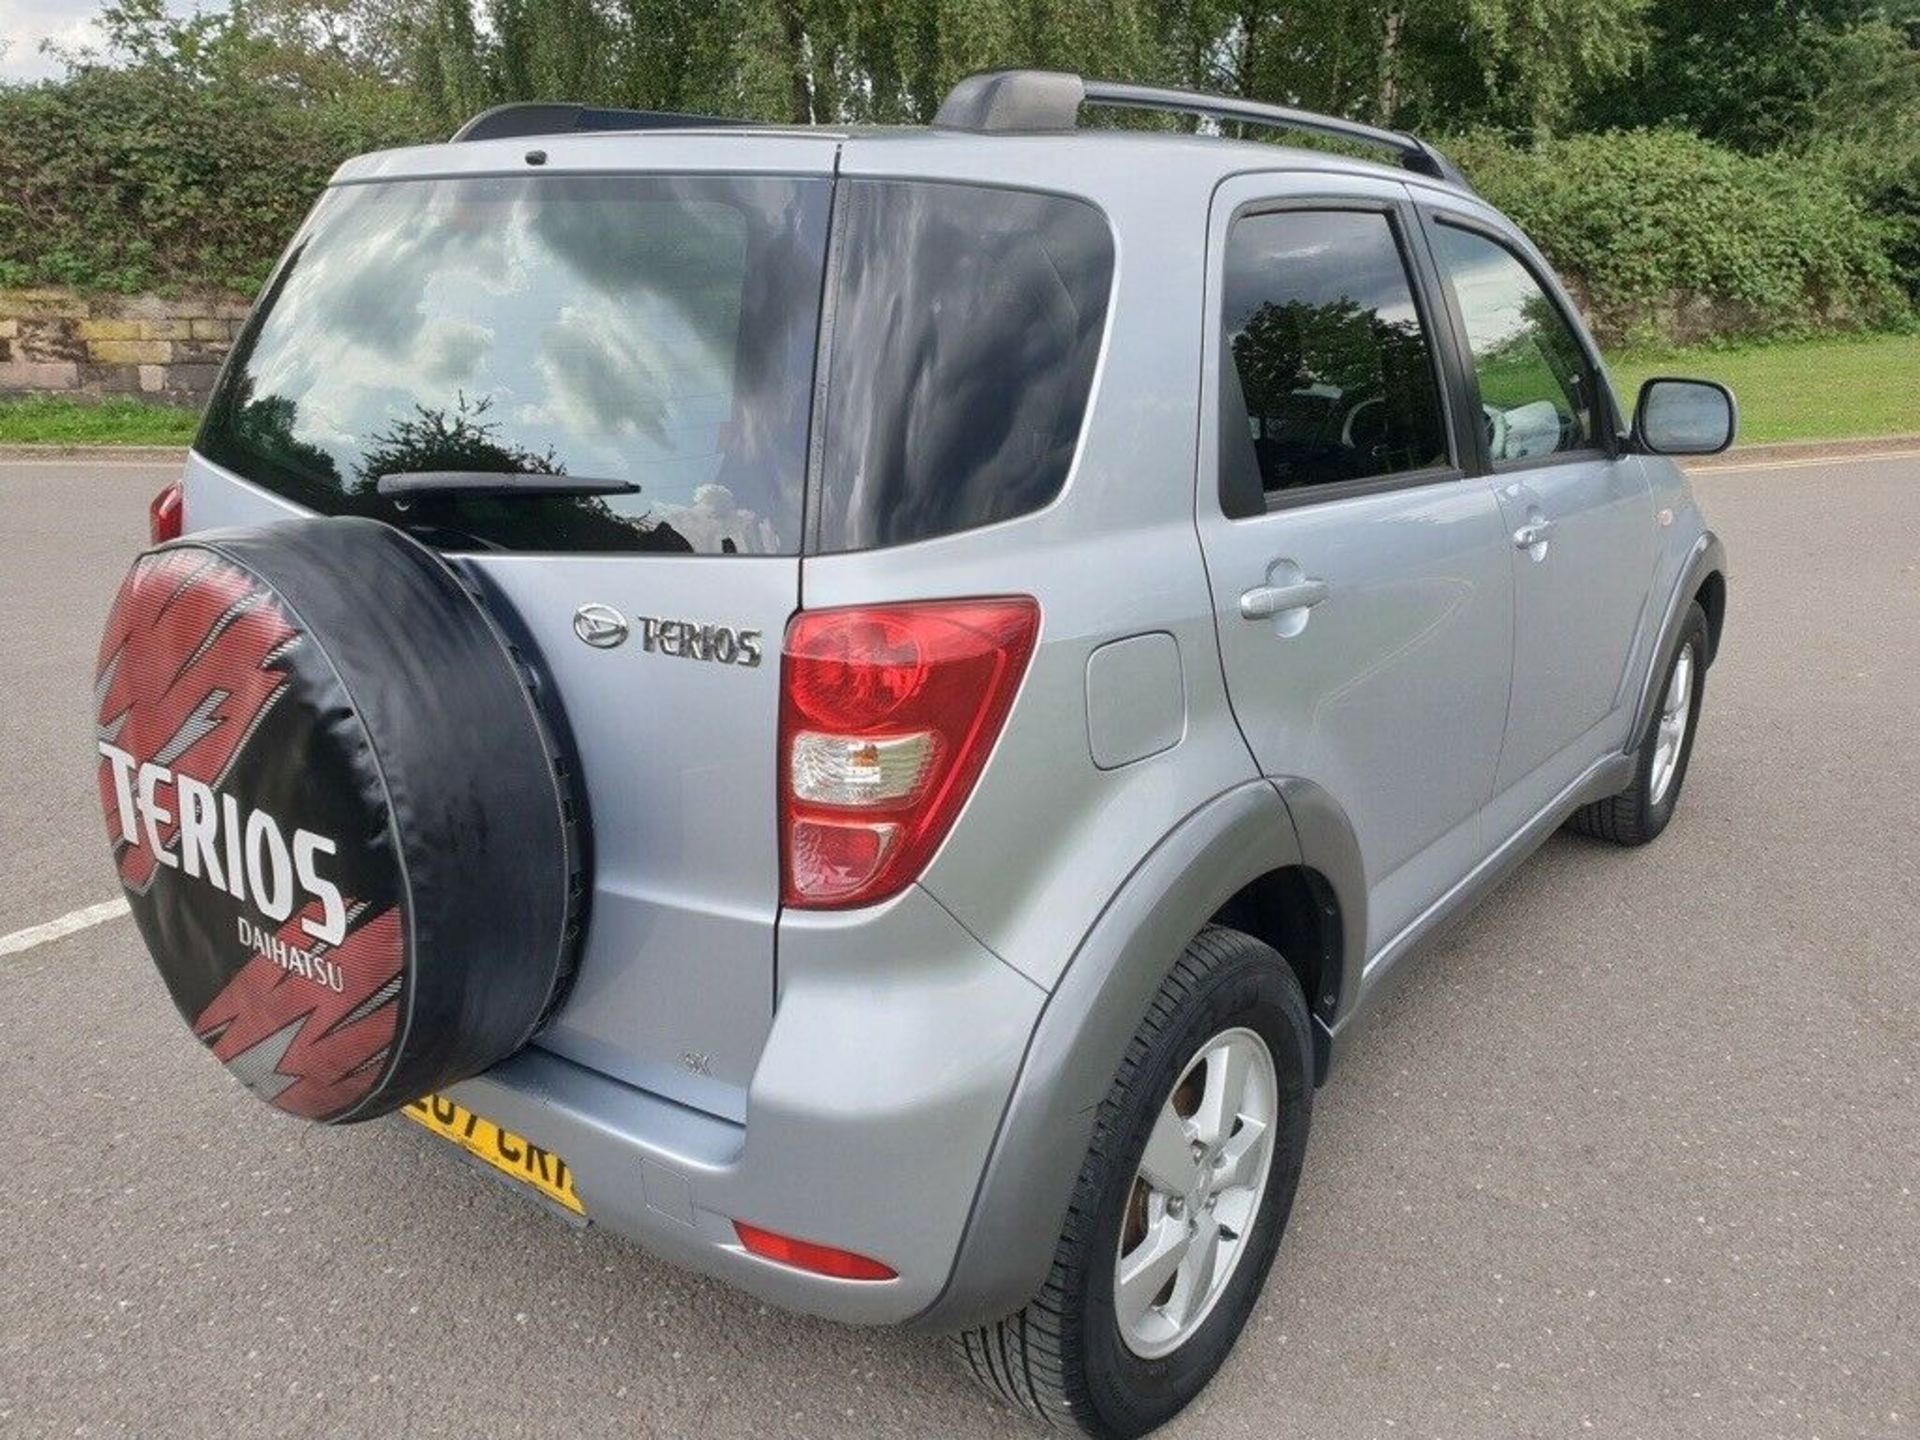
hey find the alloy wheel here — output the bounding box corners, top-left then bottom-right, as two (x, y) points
(1113, 1026), (1279, 1359)
(1649, 640), (1696, 806)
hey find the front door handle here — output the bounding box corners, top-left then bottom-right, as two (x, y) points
(1239, 577), (1329, 621)
(1512, 518), (1556, 550)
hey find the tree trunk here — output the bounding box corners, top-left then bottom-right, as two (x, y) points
(1239, 5), (1260, 96)
(1377, 4), (1405, 127)
(779, 0), (812, 123)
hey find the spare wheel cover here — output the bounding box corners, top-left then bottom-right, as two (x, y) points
(93, 517), (579, 1123)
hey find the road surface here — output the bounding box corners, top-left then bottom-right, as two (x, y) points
(2, 455), (1913, 1438)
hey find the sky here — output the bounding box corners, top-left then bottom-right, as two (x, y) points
(0, 0), (195, 81)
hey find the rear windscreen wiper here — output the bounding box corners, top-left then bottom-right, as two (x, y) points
(376, 471), (640, 500)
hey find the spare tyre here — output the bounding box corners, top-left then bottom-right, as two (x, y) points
(93, 516), (580, 1123)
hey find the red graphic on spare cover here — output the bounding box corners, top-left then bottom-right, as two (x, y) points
(195, 902), (404, 1120)
(94, 549), (296, 891)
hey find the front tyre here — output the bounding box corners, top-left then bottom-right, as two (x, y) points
(956, 928), (1313, 1438)
(1568, 600), (1710, 846)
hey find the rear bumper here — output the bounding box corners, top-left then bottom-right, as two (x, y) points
(440, 883), (1045, 1325)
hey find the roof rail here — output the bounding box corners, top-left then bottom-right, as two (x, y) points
(933, 70), (1473, 190)
(452, 101), (753, 143)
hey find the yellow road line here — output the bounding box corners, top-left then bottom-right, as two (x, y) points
(1690, 448), (1920, 475)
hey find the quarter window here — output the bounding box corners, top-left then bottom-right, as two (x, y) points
(1219, 207), (1449, 514)
(814, 181), (1114, 552)
(1430, 225), (1600, 462)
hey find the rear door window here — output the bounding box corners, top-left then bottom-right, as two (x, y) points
(813, 181), (1115, 552)
(198, 174), (831, 554)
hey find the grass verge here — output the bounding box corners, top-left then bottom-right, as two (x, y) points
(1607, 333), (1920, 446)
(0, 396), (200, 446)
(2, 333), (1915, 451)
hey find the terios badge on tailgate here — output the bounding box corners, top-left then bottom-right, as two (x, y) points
(570, 602), (762, 666)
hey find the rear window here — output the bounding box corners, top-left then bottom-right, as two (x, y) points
(813, 181), (1115, 552)
(198, 174), (830, 554)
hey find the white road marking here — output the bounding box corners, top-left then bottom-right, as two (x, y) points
(0, 898), (130, 957)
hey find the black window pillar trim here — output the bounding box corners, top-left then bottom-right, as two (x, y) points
(1397, 188), (1490, 479)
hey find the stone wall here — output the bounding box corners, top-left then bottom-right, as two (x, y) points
(0, 289), (251, 407)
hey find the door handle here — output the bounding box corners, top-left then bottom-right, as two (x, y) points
(1512, 519), (1556, 550)
(1239, 577), (1329, 621)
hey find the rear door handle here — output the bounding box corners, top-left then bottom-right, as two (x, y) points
(1239, 577), (1329, 621)
(1512, 519), (1556, 550)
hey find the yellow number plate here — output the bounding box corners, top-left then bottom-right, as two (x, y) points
(403, 1094), (584, 1216)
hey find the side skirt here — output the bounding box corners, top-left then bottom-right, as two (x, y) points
(1328, 749), (1635, 1045)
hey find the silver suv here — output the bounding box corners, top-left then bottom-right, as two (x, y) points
(102, 69), (1731, 1438)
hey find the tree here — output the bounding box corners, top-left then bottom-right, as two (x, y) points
(354, 392), (562, 489)
(1580, 0), (1919, 152)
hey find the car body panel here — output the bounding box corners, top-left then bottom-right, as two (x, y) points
(1191, 171), (1516, 958)
(818, 134), (1263, 994)
(445, 880), (1042, 1324)
(914, 780), (1301, 1331)
(176, 121), (1726, 1330)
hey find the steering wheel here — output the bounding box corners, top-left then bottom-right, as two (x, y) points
(1341, 396), (1385, 450)
(1483, 404), (1509, 462)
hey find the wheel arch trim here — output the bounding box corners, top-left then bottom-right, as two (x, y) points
(910, 779), (1309, 1332)
(1274, 777), (1368, 1034)
(1628, 530), (1725, 752)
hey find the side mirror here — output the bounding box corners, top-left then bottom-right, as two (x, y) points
(1634, 377), (1737, 456)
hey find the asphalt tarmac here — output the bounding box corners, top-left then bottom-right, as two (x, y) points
(2, 455), (1913, 1438)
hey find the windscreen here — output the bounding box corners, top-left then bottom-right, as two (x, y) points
(197, 174), (831, 554)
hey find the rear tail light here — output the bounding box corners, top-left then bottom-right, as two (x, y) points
(734, 1221), (897, 1281)
(149, 480), (183, 544)
(779, 598), (1040, 908)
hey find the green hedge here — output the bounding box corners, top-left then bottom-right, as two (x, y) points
(2, 71), (1911, 346)
(0, 68), (432, 294)
(1446, 128), (1911, 345)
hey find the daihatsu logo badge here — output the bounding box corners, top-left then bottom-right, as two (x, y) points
(572, 603), (628, 649)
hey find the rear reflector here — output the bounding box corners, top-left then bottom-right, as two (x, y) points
(779, 598), (1039, 908)
(734, 1221), (897, 1281)
(149, 480), (184, 544)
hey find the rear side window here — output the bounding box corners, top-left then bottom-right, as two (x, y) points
(1429, 224), (1600, 462)
(1219, 208), (1449, 515)
(813, 181), (1114, 552)
(198, 175), (831, 554)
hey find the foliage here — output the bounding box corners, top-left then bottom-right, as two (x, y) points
(0, 0), (433, 293)
(1606, 332), (1920, 443)
(392, 0), (1651, 134)
(1580, 0), (1919, 152)
(1800, 20), (1920, 302)
(1202, 0), (1650, 136)
(1447, 127), (1911, 342)
(354, 393), (561, 489)
(2, 0), (1917, 343)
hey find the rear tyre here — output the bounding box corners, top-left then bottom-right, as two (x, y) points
(955, 927), (1313, 1438)
(1568, 600), (1709, 846)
